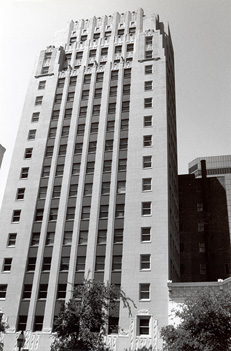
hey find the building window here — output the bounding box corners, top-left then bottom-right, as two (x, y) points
(57, 78), (65, 88)
(69, 184), (78, 197)
(27, 257), (36, 271)
(119, 138), (128, 150)
(101, 47), (108, 56)
(199, 243), (205, 253)
(28, 129), (36, 140)
(145, 65), (153, 74)
(67, 92), (74, 102)
(141, 227), (151, 242)
(118, 29), (124, 36)
(95, 256), (105, 271)
(114, 229), (123, 243)
(66, 207), (75, 220)
(31, 112), (40, 122)
(52, 110), (59, 120)
(101, 182), (110, 195)
(82, 90), (89, 100)
(70, 76), (77, 86)
(60, 257), (69, 271)
(48, 127), (57, 138)
(89, 49), (96, 58)
(145, 50), (152, 59)
(115, 204), (124, 218)
(112, 256), (122, 271)
(144, 81), (153, 91)
(58, 145), (67, 156)
(38, 284), (48, 299)
(77, 124), (85, 135)
(129, 27), (136, 34)
(63, 231), (72, 245)
(61, 126), (70, 137)
(103, 160), (112, 173)
(97, 230), (107, 244)
(90, 122), (99, 134)
(140, 284), (150, 300)
(99, 205), (109, 219)
(115, 45), (122, 54)
(127, 43), (134, 53)
(45, 146), (54, 157)
(12, 210), (21, 223)
(42, 165), (50, 177)
(105, 140), (114, 152)
(197, 203), (203, 212)
(92, 105), (101, 116)
(17, 316), (27, 331)
(117, 181), (126, 194)
(52, 185), (61, 198)
(123, 85), (130, 95)
(35, 96), (43, 105)
(76, 257), (86, 271)
(84, 74), (91, 84)
(42, 66), (49, 74)
(124, 68), (131, 79)
(138, 317), (150, 335)
(81, 206), (91, 220)
(56, 165), (64, 176)
(76, 51), (83, 59)
(7, 233), (17, 247)
(79, 106), (87, 117)
(142, 178), (152, 191)
(38, 80), (46, 90)
(83, 183), (93, 196)
(200, 264), (207, 274)
(16, 188), (25, 200)
(121, 119), (129, 131)
(46, 232), (55, 245)
(144, 115), (152, 127)
(55, 94), (62, 104)
(72, 163), (80, 175)
(108, 103), (116, 114)
(146, 36), (152, 45)
(118, 159), (127, 171)
(79, 231), (88, 245)
(93, 32), (100, 40)
(23, 285), (32, 299)
(57, 284), (67, 299)
(96, 72), (104, 82)
(198, 223), (204, 232)
(20, 167), (29, 179)
(31, 233), (40, 246)
(106, 121), (115, 133)
(144, 98), (152, 109)
(0, 285), (7, 299)
(110, 86), (117, 96)
(142, 202), (152, 216)
(24, 148), (33, 159)
(75, 143), (83, 154)
(140, 254), (151, 270)
(122, 101), (130, 112)
(33, 316), (44, 331)
(88, 141), (97, 153)
(94, 88), (102, 99)
(2, 258), (12, 272)
(49, 208), (58, 221)
(65, 108), (72, 119)
(143, 156), (152, 168)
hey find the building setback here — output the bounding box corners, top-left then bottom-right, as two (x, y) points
(179, 156), (231, 282)
(0, 9), (178, 350)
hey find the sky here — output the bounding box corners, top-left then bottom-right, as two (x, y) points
(0, 0), (230, 207)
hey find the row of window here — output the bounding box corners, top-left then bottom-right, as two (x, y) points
(6, 226), (151, 250)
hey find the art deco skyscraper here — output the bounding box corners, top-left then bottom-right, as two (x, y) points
(0, 9), (178, 350)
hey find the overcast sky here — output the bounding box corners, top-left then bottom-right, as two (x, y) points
(0, 0), (230, 207)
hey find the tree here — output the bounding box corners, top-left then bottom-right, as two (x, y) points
(161, 288), (231, 351)
(0, 317), (7, 351)
(51, 278), (135, 351)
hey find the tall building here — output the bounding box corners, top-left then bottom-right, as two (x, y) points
(0, 9), (178, 350)
(179, 156), (231, 282)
